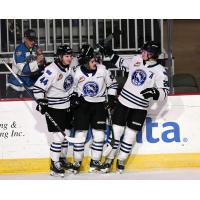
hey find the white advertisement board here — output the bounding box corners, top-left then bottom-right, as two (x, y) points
(0, 95), (200, 173)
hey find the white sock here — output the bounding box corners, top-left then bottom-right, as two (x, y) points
(117, 127), (137, 161)
(107, 124), (125, 160)
(91, 129), (105, 161)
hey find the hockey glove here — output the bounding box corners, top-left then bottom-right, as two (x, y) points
(70, 92), (82, 109)
(140, 87), (160, 100)
(104, 95), (117, 110)
(97, 44), (114, 57)
(36, 99), (48, 115)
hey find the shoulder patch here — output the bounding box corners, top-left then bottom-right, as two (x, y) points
(46, 70), (52, 75)
(78, 76), (85, 83)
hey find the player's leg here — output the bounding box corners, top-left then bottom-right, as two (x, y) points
(72, 102), (90, 174)
(45, 107), (68, 177)
(59, 108), (73, 171)
(116, 109), (147, 173)
(90, 102), (107, 172)
(101, 101), (129, 173)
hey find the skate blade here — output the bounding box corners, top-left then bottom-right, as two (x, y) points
(116, 169), (124, 174)
(89, 167), (99, 173)
(50, 170), (65, 178)
(65, 169), (74, 174)
(100, 168), (110, 174)
(72, 170), (79, 175)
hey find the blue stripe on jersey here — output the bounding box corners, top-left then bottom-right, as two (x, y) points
(47, 96), (70, 99)
(48, 98), (70, 102)
(121, 90), (149, 107)
(122, 88), (149, 103)
(108, 83), (118, 88)
(48, 101), (70, 105)
(120, 93), (149, 108)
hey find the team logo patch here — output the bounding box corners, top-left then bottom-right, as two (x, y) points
(63, 75), (74, 91)
(131, 69), (147, 86)
(83, 81), (99, 97)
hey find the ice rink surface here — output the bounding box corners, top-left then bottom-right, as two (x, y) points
(1, 168), (200, 180)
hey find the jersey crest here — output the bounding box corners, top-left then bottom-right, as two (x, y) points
(131, 69), (147, 86)
(83, 81), (99, 97)
(63, 74), (74, 91)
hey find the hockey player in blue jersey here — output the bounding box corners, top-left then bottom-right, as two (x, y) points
(6, 29), (45, 98)
(100, 41), (169, 173)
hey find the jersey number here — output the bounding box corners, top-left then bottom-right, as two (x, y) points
(39, 77), (48, 86)
(163, 80), (169, 87)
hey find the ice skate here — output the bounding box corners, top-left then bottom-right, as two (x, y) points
(100, 158), (113, 173)
(89, 159), (103, 173)
(72, 161), (81, 174)
(50, 160), (65, 178)
(59, 157), (73, 173)
(116, 159), (124, 174)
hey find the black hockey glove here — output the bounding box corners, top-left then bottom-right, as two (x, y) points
(104, 95), (117, 110)
(36, 99), (48, 115)
(140, 87), (160, 100)
(97, 44), (114, 57)
(70, 92), (82, 109)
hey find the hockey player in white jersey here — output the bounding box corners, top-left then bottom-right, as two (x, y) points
(33, 45), (75, 177)
(70, 45), (118, 173)
(100, 41), (169, 173)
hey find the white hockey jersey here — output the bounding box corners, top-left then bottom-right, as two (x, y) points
(113, 54), (169, 110)
(33, 61), (75, 109)
(73, 64), (118, 103)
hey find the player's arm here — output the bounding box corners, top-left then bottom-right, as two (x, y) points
(140, 68), (169, 101)
(105, 69), (118, 96)
(33, 67), (57, 99)
(154, 68), (170, 101)
(32, 67), (57, 114)
(100, 46), (131, 72)
(104, 69), (118, 110)
(69, 70), (83, 108)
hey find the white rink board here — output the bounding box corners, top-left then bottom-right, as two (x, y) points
(0, 95), (200, 159)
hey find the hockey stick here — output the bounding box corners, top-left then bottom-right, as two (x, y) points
(100, 29), (123, 46)
(102, 107), (115, 157)
(3, 61), (85, 144)
(96, 29), (122, 55)
(103, 109), (115, 157)
(102, 89), (116, 157)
